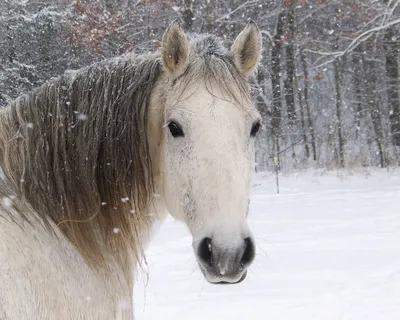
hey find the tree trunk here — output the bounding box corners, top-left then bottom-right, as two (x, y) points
(255, 69), (269, 118)
(333, 44), (345, 168)
(270, 11), (286, 168)
(352, 45), (363, 139)
(297, 87), (310, 159)
(205, 0), (215, 33)
(284, 3), (298, 165)
(363, 42), (386, 168)
(384, 27), (400, 146)
(6, 25), (15, 63)
(300, 48), (317, 161)
(284, 5), (297, 125)
(181, 0), (194, 32)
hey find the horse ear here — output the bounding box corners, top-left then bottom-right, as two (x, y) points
(161, 20), (190, 78)
(231, 20), (262, 77)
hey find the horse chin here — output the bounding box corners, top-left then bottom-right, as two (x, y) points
(198, 264), (248, 285)
(213, 271), (247, 285)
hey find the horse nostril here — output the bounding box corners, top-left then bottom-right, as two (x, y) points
(198, 237), (213, 267)
(241, 237), (255, 267)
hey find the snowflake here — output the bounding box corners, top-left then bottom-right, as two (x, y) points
(2, 197), (13, 208)
(77, 114), (88, 121)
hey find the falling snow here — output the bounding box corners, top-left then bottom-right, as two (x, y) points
(77, 114), (88, 121)
(2, 197), (13, 208)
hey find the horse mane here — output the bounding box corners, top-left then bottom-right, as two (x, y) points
(0, 52), (162, 284)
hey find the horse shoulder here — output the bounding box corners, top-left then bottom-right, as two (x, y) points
(0, 208), (126, 320)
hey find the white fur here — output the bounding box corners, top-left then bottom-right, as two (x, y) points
(0, 207), (133, 319)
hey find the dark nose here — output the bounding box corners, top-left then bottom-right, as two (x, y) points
(241, 237), (256, 267)
(198, 237), (213, 267)
(197, 237), (255, 275)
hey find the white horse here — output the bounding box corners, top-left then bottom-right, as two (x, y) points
(0, 21), (262, 319)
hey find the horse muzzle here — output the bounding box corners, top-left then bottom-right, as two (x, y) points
(195, 236), (255, 284)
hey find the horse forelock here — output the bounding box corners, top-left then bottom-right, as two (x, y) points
(172, 34), (253, 111)
(0, 52), (162, 284)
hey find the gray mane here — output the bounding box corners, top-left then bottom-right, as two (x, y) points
(0, 52), (162, 276)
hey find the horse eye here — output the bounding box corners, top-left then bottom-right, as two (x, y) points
(250, 121), (261, 137)
(168, 121), (184, 138)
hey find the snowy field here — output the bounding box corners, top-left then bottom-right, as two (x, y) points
(134, 168), (400, 320)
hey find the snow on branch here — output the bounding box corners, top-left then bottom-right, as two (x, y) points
(310, 18), (400, 70)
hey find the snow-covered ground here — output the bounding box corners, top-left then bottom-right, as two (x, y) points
(134, 168), (400, 320)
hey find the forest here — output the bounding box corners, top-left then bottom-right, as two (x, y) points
(1, 0), (399, 171)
